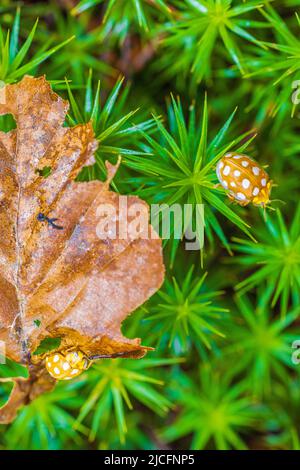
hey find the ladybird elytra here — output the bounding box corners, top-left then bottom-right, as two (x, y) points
(45, 350), (90, 381)
(216, 152), (272, 207)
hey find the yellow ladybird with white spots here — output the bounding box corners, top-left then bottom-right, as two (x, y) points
(216, 152), (272, 207)
(45, 350), (90, 380)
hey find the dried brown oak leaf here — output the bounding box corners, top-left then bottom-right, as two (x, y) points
(0, 75), (164, 423)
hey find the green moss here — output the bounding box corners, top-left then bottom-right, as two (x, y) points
(0, 0), (299, 451)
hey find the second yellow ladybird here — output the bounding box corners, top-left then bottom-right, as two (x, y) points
(45, 350), (90, 380)
(216, 153), (272, 207)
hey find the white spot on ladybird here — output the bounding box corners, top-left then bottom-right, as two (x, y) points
(216, 165), (222, 181)
(54, 367), (60, 375)
(261, 178), (267, 187)
(233, 170), (241, 177)
(230, 182), (236, 187)
(53, 355), (60, 363)
(242, 179), (250, 189)
(223, 165), (231, 176)
(63, 362), (70, 371)
(253, 187), (260, 196)
(233, 155), (242, 159)
(47, 362), (52, 368)
(252, 167), (260, 175)
(71, 369), (79, 375)
(242, 161), (249, 167)
(218, 161), (224, 168)
(222, 181), (228, 188)
(236, 192), (246, 200)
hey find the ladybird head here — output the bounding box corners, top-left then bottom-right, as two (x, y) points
(45, 350), (90, 381)
(252, 180), (272, 208)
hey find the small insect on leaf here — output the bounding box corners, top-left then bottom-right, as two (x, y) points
(37, 212), (64, 230)
(216, 153), (273, 208)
